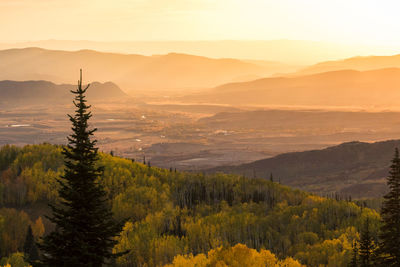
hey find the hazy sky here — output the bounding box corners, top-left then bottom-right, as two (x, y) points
(1, 0), (400, 46)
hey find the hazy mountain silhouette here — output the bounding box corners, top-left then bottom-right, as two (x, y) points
(188, 68), (400, 108)
(209, 140), (400, 198)
(0, 39), (371, 64)
(0, 80), (127, 106)
(0, 47), (296, 93)
(295, 54), (400, 76)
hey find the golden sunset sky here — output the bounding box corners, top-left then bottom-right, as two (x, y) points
(0, 0), (398, 43)
(1, 0), (400, 63)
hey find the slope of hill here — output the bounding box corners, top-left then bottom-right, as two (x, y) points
(0, 47), (294, 93)
(0, 144), (379, 266)
(188, 68), (400, 108)
(209, 140), (400, 198)
(295, 54), (400, 76)
(198, 109), (400, 131)
(0, 80), (127, 105)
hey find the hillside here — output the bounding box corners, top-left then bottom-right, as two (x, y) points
(187, 68), (400, 108)
(198, 109), (400, 131)
(0, 47), (292, 93)
(0, 144), (379, 266)
(209, 140), (400, 198)
(0, 80), (127, 106)
(295, 54), (400, 76)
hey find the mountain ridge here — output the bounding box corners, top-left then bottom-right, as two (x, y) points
(0, 39), (374, 64)
(207, 139), (400, 198)
(0, 79), (128, 105)
(294, 54), (400, 76)
(186, 67), (400, 108)
(0, 47), (298, 92)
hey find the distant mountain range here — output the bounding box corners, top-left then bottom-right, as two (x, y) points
(295, 54), (400, 76)
(209, 140), (400, 199)
(0, 80), (127, 106)
(0, 47), (297, 93)
(0, 39), (377, 64)
(188, 68), (400, 108)
(4, 47), (400, 101)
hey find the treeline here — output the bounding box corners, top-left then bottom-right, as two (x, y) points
(0, 144), (381, 266)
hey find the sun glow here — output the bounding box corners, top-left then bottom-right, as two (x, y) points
(0, 0), (399, 46)
(0, 0), (399, 64)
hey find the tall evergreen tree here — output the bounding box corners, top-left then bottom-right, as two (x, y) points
(349, 240), (359, 267)
(38, 70), (124, 267)
(377, 148), (400, 266)
(359, 217), (375, 267)
(24, 225), (39, 263)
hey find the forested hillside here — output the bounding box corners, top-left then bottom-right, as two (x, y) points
(0, 144), (379, 266)
(210, 140), (400, 198)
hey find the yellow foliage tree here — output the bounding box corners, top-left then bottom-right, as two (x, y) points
(0, 252), (30, 267)
(165, 243), (304, 267)
(31, 217), (45, 239)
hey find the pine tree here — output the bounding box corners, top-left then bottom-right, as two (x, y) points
(359, 217), (375, 267)
(377, 148), (400, 266)
(24, 225), (39, 263)
(38, 70), (124, 267)
(349, 240), (359, 267)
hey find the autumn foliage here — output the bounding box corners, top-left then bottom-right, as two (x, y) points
(0, 144), (381, 266)
(166, 243), (304, 267)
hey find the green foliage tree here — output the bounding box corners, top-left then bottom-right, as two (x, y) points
(349, 240), (358, 267)
(378, 148), (400, 266)
(359, 217), (375, 267)
(0, 145), (20, 172)
(23, 225), (39, 263)
(38, 71), (124, 266)
(0, 208), (30, 258)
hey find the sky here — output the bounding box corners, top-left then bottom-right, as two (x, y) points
(1, 0), (400, 47)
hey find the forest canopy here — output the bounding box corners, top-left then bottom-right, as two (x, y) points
(0, 144), (380, 267)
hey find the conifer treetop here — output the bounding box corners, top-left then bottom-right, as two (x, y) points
(37, 70), (124, 267)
